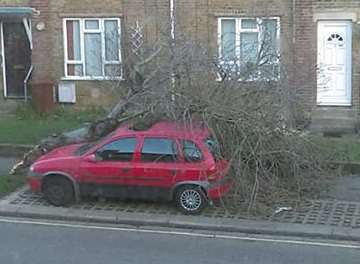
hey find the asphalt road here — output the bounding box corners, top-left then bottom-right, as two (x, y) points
(0, 219), (360, 264)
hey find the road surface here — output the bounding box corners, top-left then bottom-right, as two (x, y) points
(0, 218), (359, 264)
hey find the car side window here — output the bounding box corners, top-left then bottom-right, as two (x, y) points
(141, 138), (178, 162)
(182, 140), (203, 162)
(96, 137), (137, 162)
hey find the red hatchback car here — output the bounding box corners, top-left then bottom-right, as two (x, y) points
(27, 121), (231, 214)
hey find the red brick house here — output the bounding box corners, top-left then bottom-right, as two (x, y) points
(0, 0), (359, 133)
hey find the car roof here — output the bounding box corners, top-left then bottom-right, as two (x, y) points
(112, 121), (210, 140)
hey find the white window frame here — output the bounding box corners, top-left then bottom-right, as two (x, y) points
(217, 17), (281, 81)
(63, 17), (122, 81)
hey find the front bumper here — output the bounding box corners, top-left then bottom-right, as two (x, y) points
(26, 172), (42, 192)
(27, 177), (42, 192)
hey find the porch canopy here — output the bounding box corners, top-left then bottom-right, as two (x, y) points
(0, 7), (33, 49)
(0, 7), (33, 19)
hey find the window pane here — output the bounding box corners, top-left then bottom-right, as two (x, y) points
(97, 138), (137, 161)
(141, 138), (178, 162)
(85, 20), (99, 30)
(221, 19), (236, 60)
(262, 19), (278, 57)
(240, 32), (258, 63)
(104, 20), (120, 61)
(105, 64), (121, 77)
(84, 33), (102, 76)
(204, 136), (222, 161)
(182, 140), (202, 162)
(241, 19), (257, 29)
(67, 64), (83, 76)
(66, 20), (81, 60)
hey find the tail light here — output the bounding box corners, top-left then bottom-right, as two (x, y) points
(207, 164), (218, 182)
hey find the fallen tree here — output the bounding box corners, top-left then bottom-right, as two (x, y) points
(11, 31), (328, 214)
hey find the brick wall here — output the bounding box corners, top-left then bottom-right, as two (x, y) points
(0, 0), (359, 117)
(293, 0), (317, 115)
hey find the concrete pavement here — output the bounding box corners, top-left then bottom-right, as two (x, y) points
(0, 219), (359, 264)
(2, 186), (360, 242)
(2, 155), (360, 242)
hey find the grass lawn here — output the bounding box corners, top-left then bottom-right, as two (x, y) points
(0, 118), (84, 145)
(0, 106), (105, 145)
(0, 175), (26, 198)
(310, 136), (360, 162)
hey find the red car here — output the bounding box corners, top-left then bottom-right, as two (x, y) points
(27, 121), (231, 214)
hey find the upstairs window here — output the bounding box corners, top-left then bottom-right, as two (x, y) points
(64, 18), (122, 79)
(218, 17), (280, 80)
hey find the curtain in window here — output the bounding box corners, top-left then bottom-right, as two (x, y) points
(66, 21), (82, 76)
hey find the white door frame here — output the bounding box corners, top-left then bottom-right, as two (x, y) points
(0, 22), (7, 97)
(0, 19), (32, 98)
(317, 20), (352, 106)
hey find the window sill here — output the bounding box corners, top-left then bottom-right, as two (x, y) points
(61, 76), (124, 81)
(216, 76), (280, 82)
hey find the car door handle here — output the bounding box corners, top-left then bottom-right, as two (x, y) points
(171, 170), (177, 176)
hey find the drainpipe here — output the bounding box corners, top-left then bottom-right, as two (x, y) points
(170, 0), (175, 41)
(292, 0), (296, 44)
(169, 0), (176, 100)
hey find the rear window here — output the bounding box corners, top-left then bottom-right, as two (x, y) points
(141, 138), (178, 162)
(204, 136), (222, 160)
(182, 140), (203, 162)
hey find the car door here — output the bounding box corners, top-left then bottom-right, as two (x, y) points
(78, 137), (138, 197)
(131, 137), (180, 200)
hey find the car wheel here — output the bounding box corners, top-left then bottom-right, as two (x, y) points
(43, 177), (75, 206)
(175, 185), (207, 215)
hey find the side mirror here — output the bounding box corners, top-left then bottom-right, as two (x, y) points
(84, 154), (98, 163)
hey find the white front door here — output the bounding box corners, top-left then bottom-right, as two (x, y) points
(317, 21), (352, 106)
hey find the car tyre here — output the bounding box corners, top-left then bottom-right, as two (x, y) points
(43, 177), (75, 206)
(175, 185), (207, 215)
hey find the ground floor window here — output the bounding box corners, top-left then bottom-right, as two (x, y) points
(63, 18), (122, 79)
(217, 17), (280, 80)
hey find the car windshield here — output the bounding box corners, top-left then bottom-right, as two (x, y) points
(74, 132), (115, 156)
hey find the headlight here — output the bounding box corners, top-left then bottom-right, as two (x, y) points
(30, 165), (34, 172)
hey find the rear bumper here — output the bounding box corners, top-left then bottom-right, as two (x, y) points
(207, 179), (232, 200)
(26, 176), (42, 192)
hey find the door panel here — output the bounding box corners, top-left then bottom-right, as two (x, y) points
(78, 137), (138, 196)
(317, 21), (352, 105)
(130, 137), (180, 199)
(78, 160), (134, 196)
(2, 22), (31, 97)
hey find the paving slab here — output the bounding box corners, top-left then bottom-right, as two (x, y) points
(2, 187), (360, 242)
